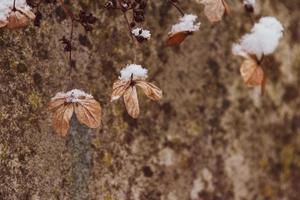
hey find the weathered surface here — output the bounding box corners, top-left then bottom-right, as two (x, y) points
(0, 0), (300, 199)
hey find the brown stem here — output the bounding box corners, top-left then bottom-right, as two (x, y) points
(248, 13), (255, 25)
(58, 0), (76, 73)
(170, 1), (184, 16)
(12, 0), (16, 11)
(123, 12), (134, 42)
(122, 9), (137, 62)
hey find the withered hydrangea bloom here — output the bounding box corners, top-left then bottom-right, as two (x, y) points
(200, 0), (230, 23)
(48, 89), (102, 136)
(111, 64), (162, 118)
(232, 17), (284, 94)
(0, 0), (35, 29)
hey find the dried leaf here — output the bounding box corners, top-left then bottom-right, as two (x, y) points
(240, 57), (265, 87)
(0, 20), (8, 28)
(123, 86), (140, 118)
(74, 98), (102, 128)
(166, 31), (189, 46)
(52, 104), (74, 136)
(222, 0), (230, 15)
(111, 80), (131, 102)
(48, 97), (66, 111)
(136, 81), (162, 101)
(18, 8), (36, 20)
(201, 0), (227, 23)
(7, 11), (29, 29)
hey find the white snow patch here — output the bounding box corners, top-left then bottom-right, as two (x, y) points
(232, 16), (283, 59)
(131, 27), (151, 39)
(119, 64), (148, 81)
(170, 14), (200, 34)
(0, 0), (33, 21)
(232, 43), (248, 58)
(53, 89), (93, 103)
(243, 0), (255, 6)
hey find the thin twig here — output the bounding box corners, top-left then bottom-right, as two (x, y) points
(123, 11), (134, 42)
(118, 0), (137, 62)
(12, 0), (16, 11)
(248, 13), (255, 25)
(58, 0), (76, 73)
(170, 1), (184, 16)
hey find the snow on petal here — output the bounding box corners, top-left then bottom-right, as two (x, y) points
(119, 64), (148, 81)
(0, 0), (33, 21)
(52, 89), (93, 103)
(232, 16), (283, 59)
(170, 14), (201, 34)
(243, 0), (256, 6)
(232, 44), (248, 58)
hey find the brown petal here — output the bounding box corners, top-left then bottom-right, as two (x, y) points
(18, 8), (36, 20)
(0, 20), (8, 28)
(111, 80), (131, 102)
(7, 11), (29, 29)
(201, 0), (226, 23)
(221, 0), (230, 15)
(240, 57), (265, 87)
(52, 104), (74, 137)
(123, 86), (140, 119)
(136, 81), (163, 101)
(74, 98), (102, 128)
(48, 97), (66, 111)
(166, 31), (189, 46)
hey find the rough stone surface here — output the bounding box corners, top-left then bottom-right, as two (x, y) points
(0, 0), (300, 199)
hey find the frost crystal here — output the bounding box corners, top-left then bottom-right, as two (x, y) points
(0, 0), (32, 20)
(232, 16), (284, 59)
(170, 14), (201, 34)
(243, 0), (256, 6)
(53, 89), (93, 103)
(119, 64), (148, 80)
(132, 28), (151, 39)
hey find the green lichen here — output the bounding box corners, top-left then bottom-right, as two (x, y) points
(28, 92), (42, 110)
(263, 185), (274, 198)
(102, 152), (113, 166)
(91, 138), (102, 149)
(104, 194), (114, 200)
(280, 145), (295, 179)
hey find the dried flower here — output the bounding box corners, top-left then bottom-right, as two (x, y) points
(48, 89), (102, 136)
(111, 64), (162, 118)
(132, 27), (151, 42)
(167, 14), (200, 46)
(200, 0), (230, 23)
(232, 17), (283, 94)
(0, 0), (35, 29)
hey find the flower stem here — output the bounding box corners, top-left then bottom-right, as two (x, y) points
(123, 11), (134, 42)
(12, 0), (16, 11)
(170, 1), (184, 17)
